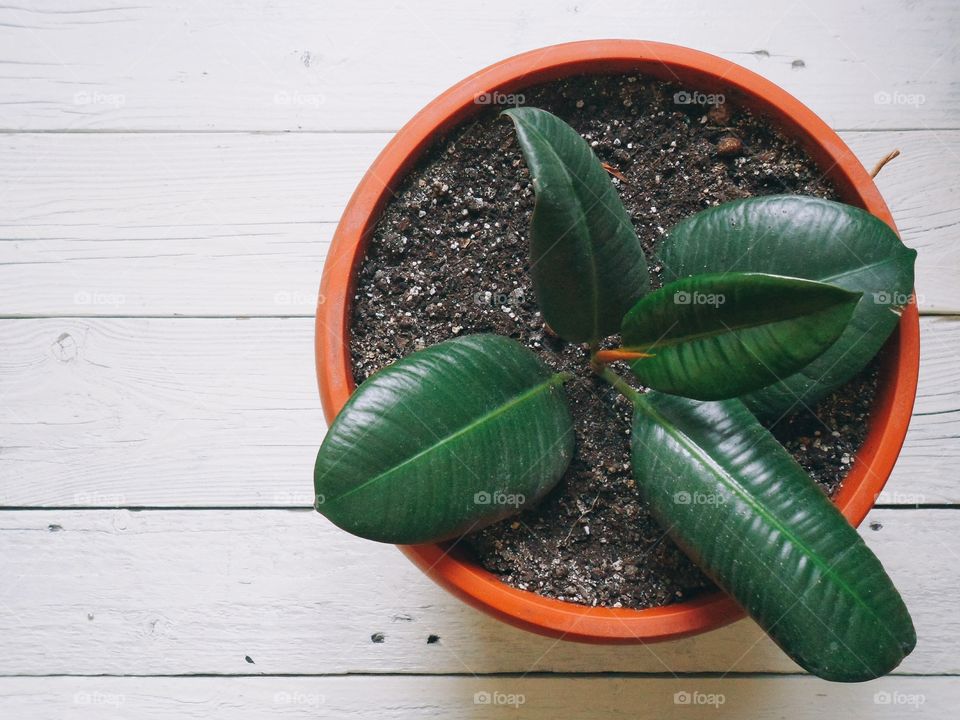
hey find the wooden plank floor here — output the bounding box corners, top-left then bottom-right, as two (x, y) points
(1, 1), (958, 717)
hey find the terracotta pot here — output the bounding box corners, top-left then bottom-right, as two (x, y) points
(315, 40), (920, 643)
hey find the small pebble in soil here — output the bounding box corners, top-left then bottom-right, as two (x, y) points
(716, 135), (744, 157)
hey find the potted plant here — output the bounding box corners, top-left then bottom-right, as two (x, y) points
(313, 41), (920, 680)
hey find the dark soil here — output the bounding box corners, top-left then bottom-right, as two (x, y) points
(348, 74), (878, 609)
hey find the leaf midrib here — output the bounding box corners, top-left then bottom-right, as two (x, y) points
(327, 372), (568, 504)
(817, 255), (905, 283)
(636, 398), (898, 642)
(625, 298), (851, 350)
(520, 117), (602, 342)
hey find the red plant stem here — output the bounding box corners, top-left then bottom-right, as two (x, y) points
(593, 349), (654, 364)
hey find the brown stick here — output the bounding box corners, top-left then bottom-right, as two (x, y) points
(870, 149), (901, 179)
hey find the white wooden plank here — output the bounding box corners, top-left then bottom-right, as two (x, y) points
(842, 132), (960, 316)
(0, 223), (334, 318)
(0, 131), (957, 316)
(0, 508), (952, 676)
(881, 315), (960, 504)
(0, 318), (324, 508)
(0, 316), (954, 507)
(0, 676), (952, 719)
(0, 131), (385, 228)
(0, 0), (956, 132)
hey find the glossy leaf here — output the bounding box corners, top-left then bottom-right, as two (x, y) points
(620, 272), (860, 400)
(314, 334), (574, 544)
(631, 391), (915, 682)
(503, 107), (649, 344)
(658, 195), (917, 418)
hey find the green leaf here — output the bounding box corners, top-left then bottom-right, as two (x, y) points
(631, 391), (915, 682)
(620, 272), (860, 400)
(314, 334), (575, 544)
(503, 107), (649, 344)
(658, 195), (917, 418)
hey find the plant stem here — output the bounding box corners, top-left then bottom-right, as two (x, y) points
(595, 365), (642, 405)
(593, 348), (654, 364)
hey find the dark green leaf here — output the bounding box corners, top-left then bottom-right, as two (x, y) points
(631, 391), (915, 682)
(658, 195), (917, 418)
(314, 334), (574, 544)
(503, 107), (649, 344)
(620, 272), (860, 400)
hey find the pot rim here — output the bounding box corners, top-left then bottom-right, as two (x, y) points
(315, 39), (920, 644)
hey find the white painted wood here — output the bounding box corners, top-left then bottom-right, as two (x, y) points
(885, 314), (960, 504)
(0, 318), (324, 508)
(1, 131), (957, 316)
(0, 508), (952, 676)
(842, 132), (960, 316)
(0, 0), (956, 132)
(0, 131), (384, 228)
(0, 676), (952, 719)
(0, 316), (954, 507)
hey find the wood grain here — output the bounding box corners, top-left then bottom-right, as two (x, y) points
(0, 508), (953, 676)
(1, 131), (957, 316)
(0, 676), (951, 719)
(0, 0), (957, 132)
